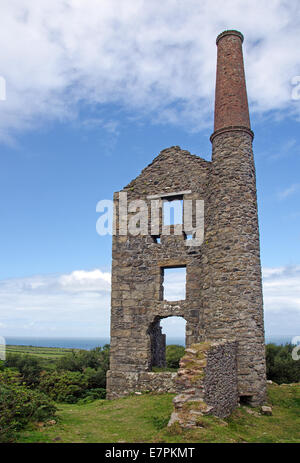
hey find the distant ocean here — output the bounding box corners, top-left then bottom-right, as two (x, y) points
(3, 335), (298, 350)
(4, 337), (110, 350)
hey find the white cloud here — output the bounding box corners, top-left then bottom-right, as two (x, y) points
(263, 265), (300, 336)
(163, 268), (186, 301)
(262, 265), (300, 313)
(59, 269), (111, 292)
(0, 269), (111, 337)
(0, 1), (299, 142)
(160, 316), (186, 341)
(278, 183), (300, 200)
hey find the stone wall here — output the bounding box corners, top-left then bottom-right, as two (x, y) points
(107, 142), (266, 405)
(108, 146), (210, 381)
(148, 320), (166, 368)
(107, 370), (185, 399)
(168, 341), (238, 427)
(203, 341), (239, 417)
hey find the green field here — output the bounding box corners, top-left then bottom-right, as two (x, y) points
(17, 383), (300, 443)
(6, 344), (78, 359)
(5, 344), (81, 369)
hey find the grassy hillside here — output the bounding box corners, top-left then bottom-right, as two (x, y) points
(17, 383), (300, 443)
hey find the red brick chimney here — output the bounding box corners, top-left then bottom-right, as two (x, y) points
(211, 30), (253, 141)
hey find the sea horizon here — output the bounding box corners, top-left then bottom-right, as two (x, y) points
(2, 334), (298, 350)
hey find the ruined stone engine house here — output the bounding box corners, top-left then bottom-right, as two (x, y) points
(107, 30), (266, 410)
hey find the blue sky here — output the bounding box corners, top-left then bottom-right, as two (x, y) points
(0, 1), (299, 340)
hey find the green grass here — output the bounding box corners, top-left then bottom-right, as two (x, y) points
(6, 345), (77, 359)
(17, 383), (300, 443)
(5, 345), (81, 370)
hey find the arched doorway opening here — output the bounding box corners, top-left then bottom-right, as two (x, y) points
(147, 316), (186, 371)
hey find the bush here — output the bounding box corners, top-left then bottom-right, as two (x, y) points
(2, 346), (110, 405)
(0, 370), (56, 443)
(266, 343), (300, 384)
(166, 345), (185, 369)
(84, 366), (107, 389)
(5, 354), (42, 387)
(57, 345), (110, 373)
(38, 370), (88, 403)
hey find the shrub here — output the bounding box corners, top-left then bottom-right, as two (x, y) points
(166, 345), (185, 369)
(0, 370), (56, 443)
(5, 354), (42, 387)
(84, 366), (107, 389)
(266, 343), (300, 384)
(38, 370), (88, 403)
(57, 345), (110, 373)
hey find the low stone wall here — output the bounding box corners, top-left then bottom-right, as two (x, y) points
(106, 370), (185, 399)
(169, 341), (238, 428)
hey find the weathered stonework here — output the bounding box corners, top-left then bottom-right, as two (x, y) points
(106, 30), (267, 409)
(203, 130), (266, 406)
(168, 341), (238, 427)
(107, 371), (184, 398)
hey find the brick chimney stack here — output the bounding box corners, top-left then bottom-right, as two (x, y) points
(211, 30), (252, 141)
